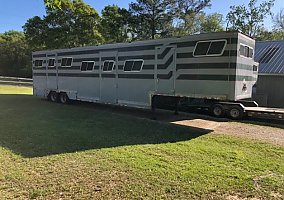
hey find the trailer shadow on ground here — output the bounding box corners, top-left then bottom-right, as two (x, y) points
(0, 94), (213, 158)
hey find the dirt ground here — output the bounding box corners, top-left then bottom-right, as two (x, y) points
(170, 113), (284, 146)
(70, 101), (284, 147)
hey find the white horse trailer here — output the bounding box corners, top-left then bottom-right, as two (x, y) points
(32, 31), (259, 119)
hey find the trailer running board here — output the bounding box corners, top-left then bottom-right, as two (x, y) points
(245, 107), (284, 120)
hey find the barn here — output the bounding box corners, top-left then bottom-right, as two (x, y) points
(254, 40), (284, 108)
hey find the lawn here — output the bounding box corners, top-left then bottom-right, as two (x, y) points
(0, 85), (283, 199)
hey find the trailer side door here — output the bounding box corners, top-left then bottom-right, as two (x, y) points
(155, 46), (176, 95)
(99, 51), (118, 104)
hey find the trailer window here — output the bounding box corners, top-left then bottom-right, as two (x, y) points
(123, 60), (144, 72)
(34, 60), (43, 68)
(61, 57), (73, 67)
(208, 41), (226, 55)
(102, 60), (115, 72)
(124, 60), (134, 71)
(240, 44), (253, 58)
(81, 61), (95, 71)
(194, 42), (211, 56)
(48, 59), (55, 67)
(193, 40), (226, 57)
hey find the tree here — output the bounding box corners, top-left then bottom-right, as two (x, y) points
(44, 0), (62, 9)
(256, 29), (284, 40)
(0, 31), (32, 77)
(101, 5), (130, 43)
(199, 12), (224, 33)
(171, 0), (211, 35)
(24, 0), (103, 49)
(273, 8), (284, 30)
(129, 0), (174, 40)
(23, 16), (48, 50)
(226, 0), (275, 37)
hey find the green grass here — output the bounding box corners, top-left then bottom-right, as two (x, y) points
(0, 85), (32, 94)
(0, 85), (283, 199)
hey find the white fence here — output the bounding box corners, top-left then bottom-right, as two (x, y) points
(0, 76), (33, 87)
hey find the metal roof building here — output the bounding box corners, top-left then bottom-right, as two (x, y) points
(255, 40), (284, 74)
(253, 40), (284, 108)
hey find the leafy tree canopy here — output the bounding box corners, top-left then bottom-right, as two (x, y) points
(0, 31), (31, 77)
(101, 5), (130, 43)
(24, 0), (102, 49)
(226, 0), (275, 37)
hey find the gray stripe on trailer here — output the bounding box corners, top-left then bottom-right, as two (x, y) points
(101, 57), (116, 61)
(177, 63), (232, 70)
(118, 74), (154, 79)
(58, 73), (99, 77)
(158, 47), (172, 59)
(177, 74), (256, 81)
(118, 54), (155, 61)
(158, 55), (173, 69)
(73, 57), (99, 62)
(157, 71), (173, 79)
(102, 73), (115, 78)
(177, 74), (229, 81)
(57, 44), (160, 56)
(33, 67), (45, 70)
(58, 66), (81, 70)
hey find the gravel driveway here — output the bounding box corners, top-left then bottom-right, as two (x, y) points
(169, 114), (284, 146)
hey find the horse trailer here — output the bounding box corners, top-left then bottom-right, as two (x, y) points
(32, 31), (260, 119)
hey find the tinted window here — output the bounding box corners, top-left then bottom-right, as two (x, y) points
(103, 61), (108, 71)
(194, 42), (211, 56)
(81, 62), (88, 71)
(87, 62), (94, 71)
(107, 61), (114, 71)
(102, 61), (115, 72)
(124, 61), (134, 71)
(207, 41), (226, 55)
(240, 45), (254, 59)
(81, 61), (94, 71)
(66, 58), (72, 66)
(48, 59), (55, 67)
(34, 60), (43, 67)
(248, 48), (254, 58)
(61, 58), (72, 67)
(61, 58), (67, 66)
(132, 60), (143, 71)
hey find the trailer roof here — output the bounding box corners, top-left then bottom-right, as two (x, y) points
(33, 31), (245, 55)
(255, 40), (284, 74)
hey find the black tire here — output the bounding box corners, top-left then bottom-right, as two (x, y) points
(59, 92), (69, 104)
(228, 106), (244, 120)
(211, 104), (224, 118)
(49, 91), (58, 102)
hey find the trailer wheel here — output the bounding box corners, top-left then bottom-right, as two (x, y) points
(59, 92), (69, 104)
(49, 91), (58, 102)
(212, 104), (224, 117)
(228, 106), (244, 120)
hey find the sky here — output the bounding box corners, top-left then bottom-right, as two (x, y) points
(0, 0), (283, 33)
